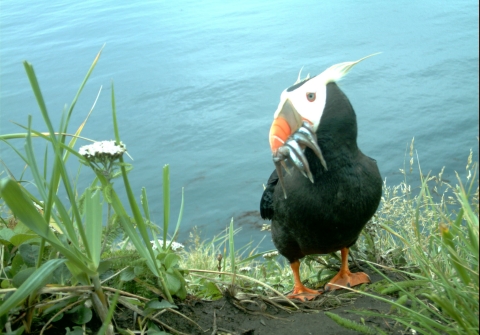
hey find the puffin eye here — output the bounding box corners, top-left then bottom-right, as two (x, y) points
(306, 92), (316, 102)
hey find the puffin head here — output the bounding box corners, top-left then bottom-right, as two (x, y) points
(269, 53), (380, 155)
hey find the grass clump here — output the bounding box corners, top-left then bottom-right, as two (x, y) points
(335, 140), (479, 335)
(0, 49), (187, 334)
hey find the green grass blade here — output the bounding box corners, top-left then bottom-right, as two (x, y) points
(229, 218), (235, 273)
(163, 164), (170, 249)
(167, 187), (184, 251)
(23, 61), (91, 259)
(106, 186), (158, 276)
(141, 187), (151, 222)
(63, 86), (101, 163)
(85, 187), (103, 269)
(440, 224), (471, 285)
(97, 288), (119, 335)
(0, 259), (66, 317)
(53, 194), (80, 245)
(23, 60), (58, 225)
(325, 312), (378, 334)
(62, 47), (103, 137)
(0, 139), (29, 170)
(25, 116), (48, 202)
(425, 293), (475, 334)
(111, 81), (120, 142)
(3, 123), (93, 162)
(109, 83), (158, 266)
(43, 142), (48, 180)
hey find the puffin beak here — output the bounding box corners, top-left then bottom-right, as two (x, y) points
(269, 99), (303, 153)
(268, 99), (328, 199)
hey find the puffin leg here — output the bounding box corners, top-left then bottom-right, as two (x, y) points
(324, 248), (370, 291)
(287, 260), (322, 301)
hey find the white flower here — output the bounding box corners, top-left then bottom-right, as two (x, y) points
(79, 140), (126, 160)
(262, 251), (279, 259)
(151, 239), (184, 252)
(239, 266), (252, 272)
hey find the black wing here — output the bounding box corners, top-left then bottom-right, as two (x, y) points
(260, 169), (279, 220)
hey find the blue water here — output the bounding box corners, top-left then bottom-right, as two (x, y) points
(1, 0), (478, 249)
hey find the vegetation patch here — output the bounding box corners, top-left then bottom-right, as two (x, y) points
(0, 50), (478, 335)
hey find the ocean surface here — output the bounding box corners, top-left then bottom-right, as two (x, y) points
(1, 0), (478, 250)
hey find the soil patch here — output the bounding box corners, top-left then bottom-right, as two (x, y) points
(35, 270), (407, 335)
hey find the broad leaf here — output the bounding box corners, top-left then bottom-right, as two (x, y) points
(0, 178), (94, 275)
(0, 258), (66, 316)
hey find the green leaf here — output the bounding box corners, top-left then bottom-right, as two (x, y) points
(103, 184), (113, 204)
(10, 233), (39, 247)
(97, 260), (113, 276)
(163, 253), (180, 270)
(146, 323), (171, 335)
(65, 326), (84, 335)
(165, 271), (181, 295)
(12, 267), (37, 288)
(134, 265), (144, 276)
(84, 187), (103, 269)
(145, 299), (177, 310)
(120, 267), (136, 282)
(10, 254), (26, 277)
(0, 258), (66, 316)
(13, 222), (33, 234)
(0, 178), (93, 275)
(67, 304), (93, 325)
(2, 324), (25, 335)
(18, 244), (39, 267)
(52, 263), (71, 285)
(1, 280), (11, 289)
(203, 281), (222, 300)
(0, 228), (15, 245)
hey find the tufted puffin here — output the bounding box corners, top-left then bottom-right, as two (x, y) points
(260, 55), (383, 300)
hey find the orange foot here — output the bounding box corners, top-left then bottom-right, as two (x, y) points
(324, 271), (370, 292)
(287, 285), (323, 301)
(287, 259), (323, 301)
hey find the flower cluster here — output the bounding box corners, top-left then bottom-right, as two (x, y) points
(151, 239), (185, 252)
(262, 251), (279, 259)
(79, 141), (126, 160)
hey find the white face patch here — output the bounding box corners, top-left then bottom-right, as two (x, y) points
(273, 76), (328, 131)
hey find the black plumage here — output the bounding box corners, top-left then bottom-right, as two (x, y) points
(261, 81), (382, 297)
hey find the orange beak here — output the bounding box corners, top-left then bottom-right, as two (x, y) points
(269, 99), (305, 153)
(269, 116), (292, 153)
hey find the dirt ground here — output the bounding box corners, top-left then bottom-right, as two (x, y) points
(34, 269), (407, 335)
(150, 293), (401, 335)
(149, 271), (406, 335)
